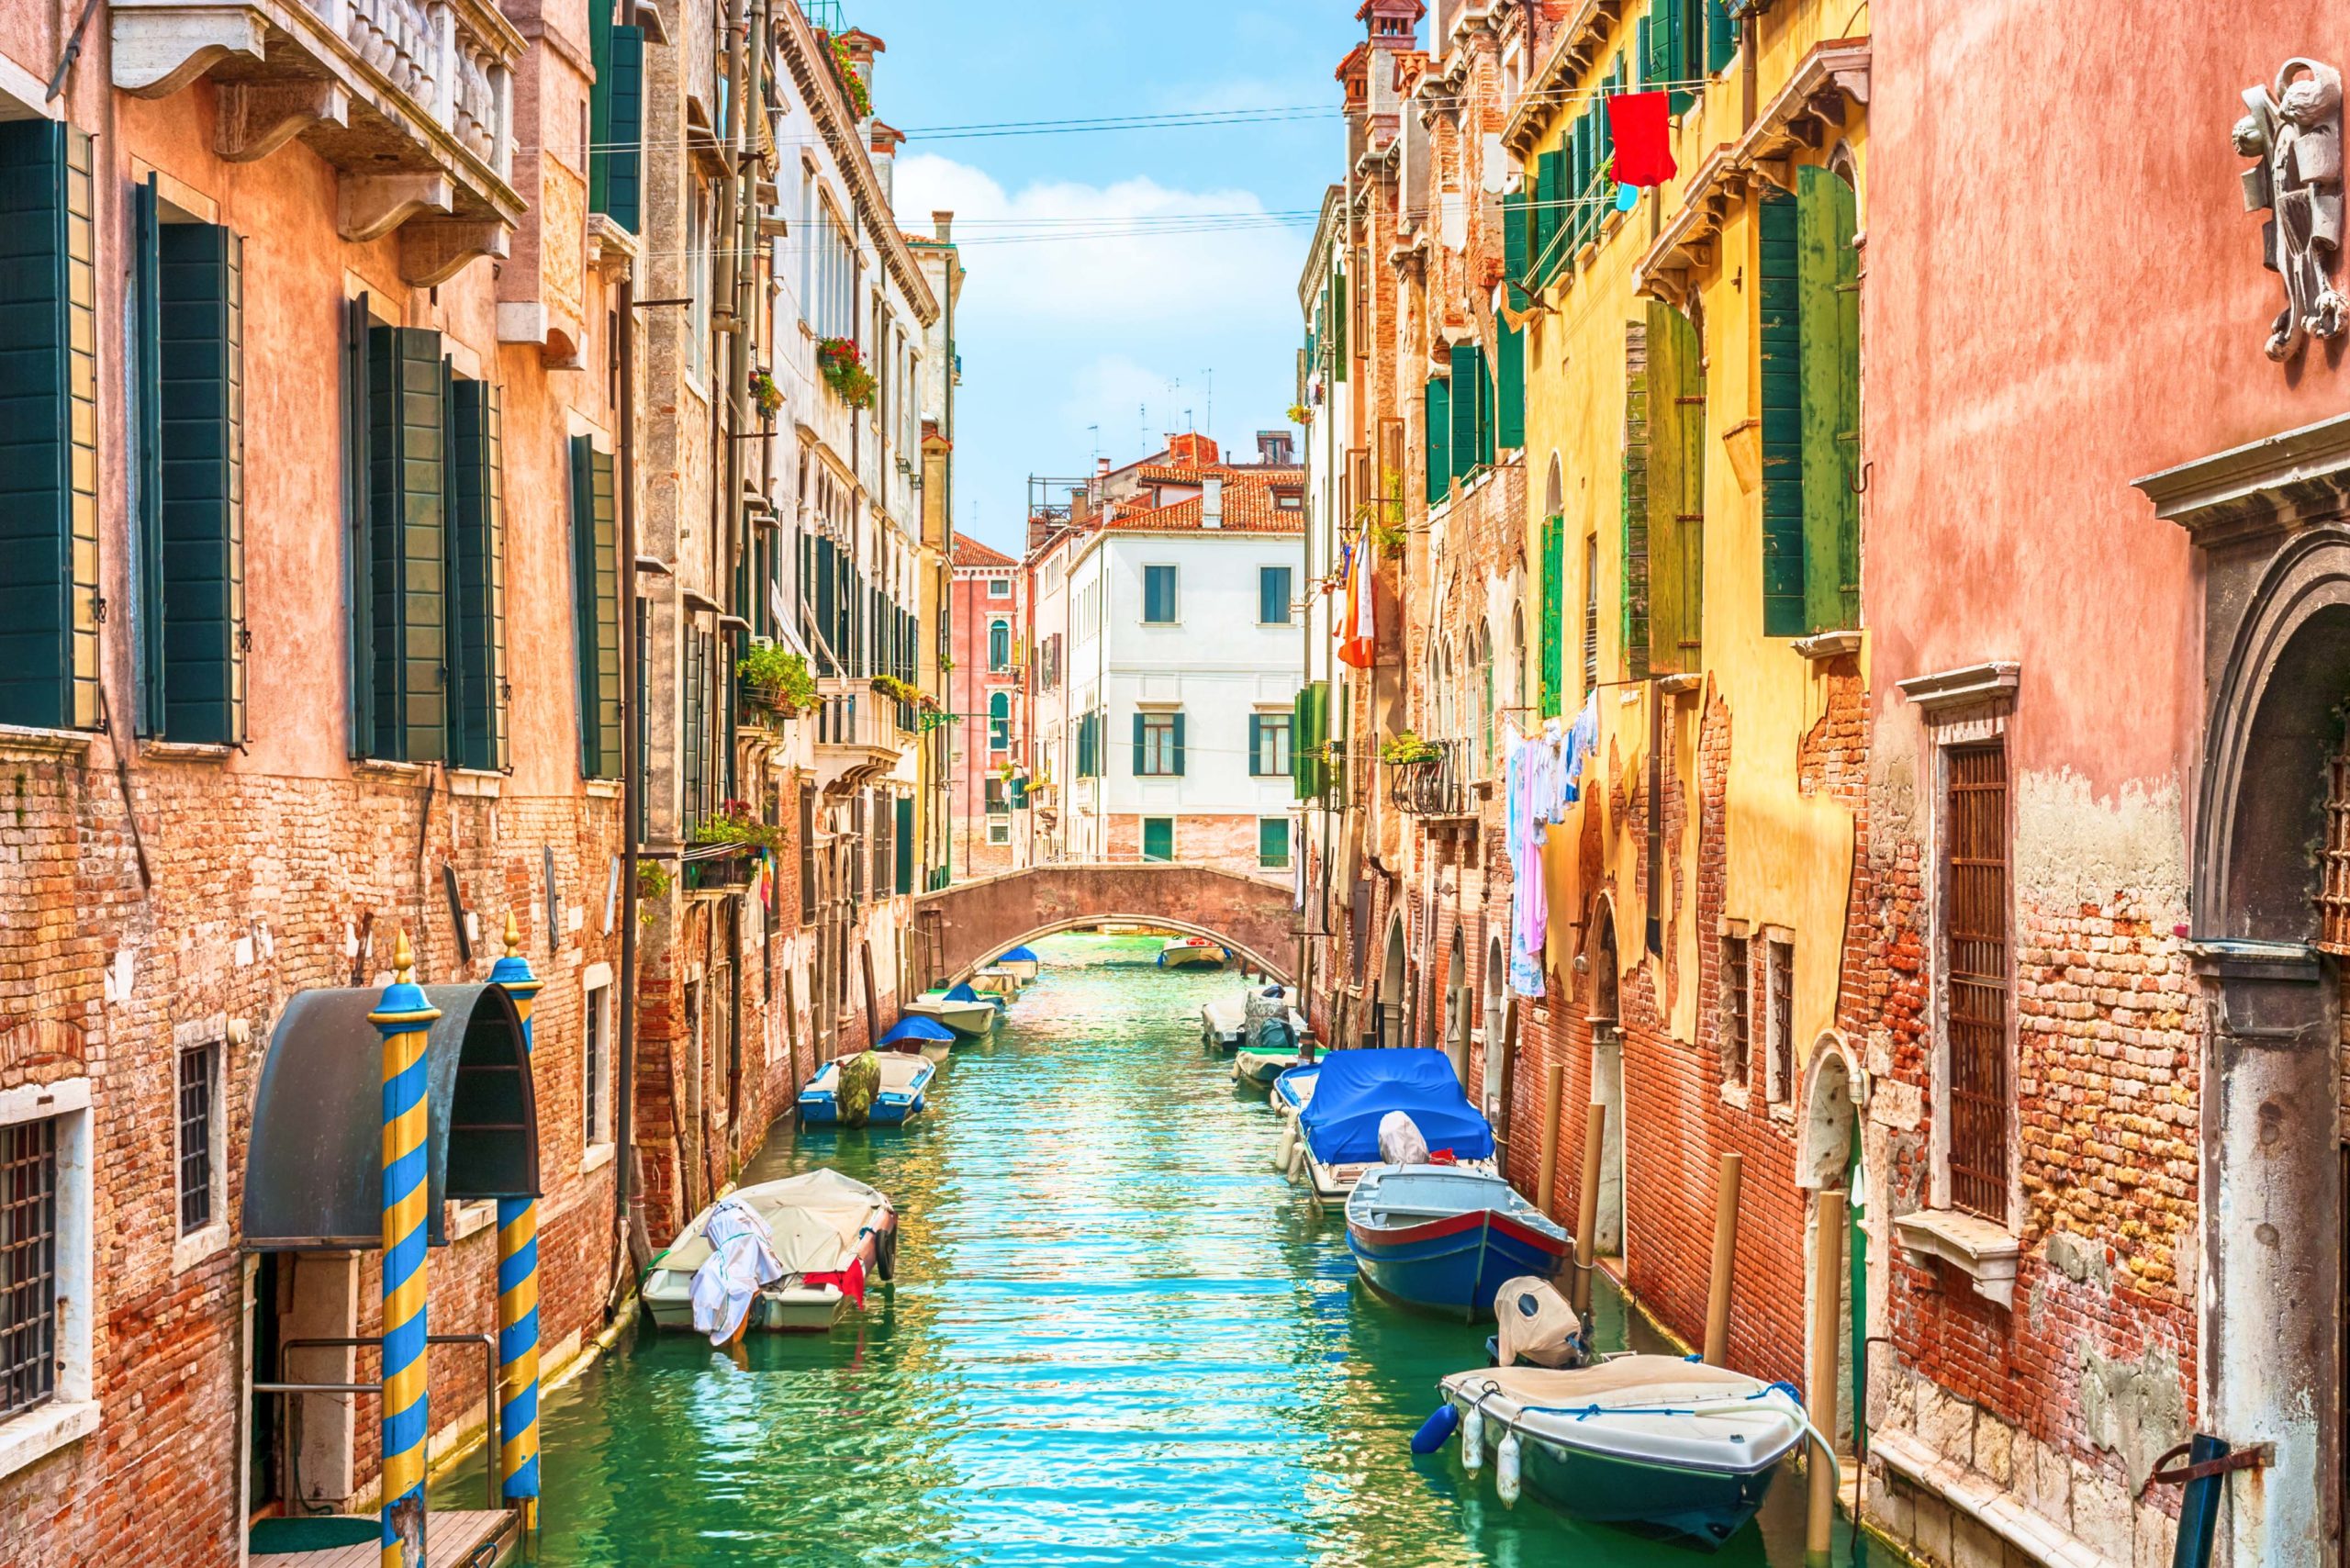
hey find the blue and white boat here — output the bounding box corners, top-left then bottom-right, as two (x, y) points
(905, 981), (998, 1038)
(798, 1051), (934, 1126)
(1272, 1062), (1321, 1121)
(995, 945), (1041, 982)
(1345, 1164), (1569, 1317)
(1295, 1048), (1495, 1200)
(877, 1014), (957, 1064)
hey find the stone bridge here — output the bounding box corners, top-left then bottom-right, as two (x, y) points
(912, 862), (1296, 985)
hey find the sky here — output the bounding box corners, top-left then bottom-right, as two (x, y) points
(845, 1), (1364, 555)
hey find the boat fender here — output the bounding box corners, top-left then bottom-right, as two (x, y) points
(1287, 1141), (1309, 1185)
(1495, 1429), (1522, 1506)
(871, 1223), (898, 1283)
(1273, 1122), (1298, 1173)
(1461, 1405), (1485, 1473)
(1409, 1402), (1460, 1455)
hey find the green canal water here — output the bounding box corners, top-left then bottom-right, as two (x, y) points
(475, 933), (1858, 1566)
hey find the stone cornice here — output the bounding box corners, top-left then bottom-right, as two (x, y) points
(2132, 410), (2350, 549)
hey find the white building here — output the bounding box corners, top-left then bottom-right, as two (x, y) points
(1026, 434), (1306, 879)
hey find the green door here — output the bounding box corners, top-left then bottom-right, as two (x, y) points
(1142, 817), (1174, 862)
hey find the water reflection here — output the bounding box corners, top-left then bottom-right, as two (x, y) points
(463, 932), (1855, 1566)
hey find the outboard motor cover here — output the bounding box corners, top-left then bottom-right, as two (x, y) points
(1494, 1273), (1585, 1369)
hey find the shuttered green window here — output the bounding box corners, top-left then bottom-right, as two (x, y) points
(131, 185), (249, 745)
(1648, 0), (1696, 113)
(1539, 515), (1565, 716)
(1622, 319), (1651, 682)
(1259, 565), (1292, 625)
(1331, 266), (1348, 381)
(1503, 190), (1529, 297)
(1645, 300), (1704, 674)
(1258, 817), (1291, 869)
(1571, 112), (1592, 251)
(1496, 322), (1525, 453)
(1425, 377), (1451, 504)
(1798, 165), (1861, 633)
(1758, 187), (1805, 637)
(1292, 682), (1329, 801)
(1705, 0), (1736, 74)
(0, 121), (98, 732)
(1076, 709), (1100, 779)
(1135, 711), (1183, 777)
(1142, 817), (1174, 862)
(1535, 150), (1565, 283)
(368, 327), (448, 762)
(895, 796), (914, 894)
(1142, 564), (1178, 623)
(568, 435), (621, 778)
(1479, 345), (1498, 470)
(447, 377), (506, 767)
(589, 13), (644, 232)
(1449, 342), (1478, 478)
(681, 625), (706, 829)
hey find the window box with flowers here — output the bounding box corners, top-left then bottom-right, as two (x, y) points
(737, 644), (816, 722)
(685, 800), (783, 890)
(824, 31), (872, 118)
(749, 368), (783, 420)
(817, 337), (876, 409)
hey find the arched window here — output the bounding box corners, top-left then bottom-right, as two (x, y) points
(1544, 453), (1562, 516)
(1511, 604), (1528, 719)
(1477, 622), (1495, 771)
(1438, 638), (1456, 744)
(988, 691), (1010, 751)
(988, 620), (1011, 671)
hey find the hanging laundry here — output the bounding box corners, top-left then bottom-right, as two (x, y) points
(1337, 542), (1377, 669)
(1606, 90), (1677, 186)
(1504, 725), (1547, 998)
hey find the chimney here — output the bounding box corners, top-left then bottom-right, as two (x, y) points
(838, 28), (884, 94)
(932, 210), (954, 243)
(1070, 487), (1091, 528)
(868, 122), (903, 203)
(1029, 512), (1052, 552)
(1202, 477), (1224, 530)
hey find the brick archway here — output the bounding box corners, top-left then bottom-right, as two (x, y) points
(911, 863), (1296, 986)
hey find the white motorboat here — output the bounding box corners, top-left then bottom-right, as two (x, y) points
(904, 990), (997, 1038)
(1200, 993), (1246, 1049)
(643, 1170), (898, 1336)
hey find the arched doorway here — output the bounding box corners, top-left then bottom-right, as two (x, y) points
(1378, 911), (1408, 1049)
(1798, 1037), (1864, 1460)
(1443, 928), (1470, 1084)
(1589, 901), (1624, 1255)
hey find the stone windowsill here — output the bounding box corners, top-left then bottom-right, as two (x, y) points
(582, 1142), (616, 1175)
(1895, 1206), (2021, 1307)
(1872, 1427), (2126, 1568)
(141, 739), (233, 763)
(446, 1198), (498, 1242)
(171, 1220), (230, 1276)
(0, 724), (93, 759)
(1794, 629), (1863, 663)
(353, 756), (428, 780)
(585, 778), (622, 799)
(449, 768), (505, 798)
(0, 1399), (98, 1484)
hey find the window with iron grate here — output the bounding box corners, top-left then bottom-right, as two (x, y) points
(1720, 935), (1750, 1089)
(1765, 937), (1794, 1105)
(1944, 741), (2011, 1225)
(176, 1043), (218, 1235)
(2321, 739), (2350, 953)
(0, 1117), (58, 1417)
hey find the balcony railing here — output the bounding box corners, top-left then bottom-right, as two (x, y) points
(115, 0), (523, 279)
(811, 679), (904, 795)
(1388, 738), (1472, 818)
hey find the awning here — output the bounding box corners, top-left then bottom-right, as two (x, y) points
(242, 984), (543, 1251)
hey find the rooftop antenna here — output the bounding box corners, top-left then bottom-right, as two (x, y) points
(1087, 423), (1100, 467)
(1202, 368), (1214, 448)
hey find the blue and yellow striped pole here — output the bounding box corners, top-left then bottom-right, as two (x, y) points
(488, 913), (544, 1529)
(369, 930), (440, 1568)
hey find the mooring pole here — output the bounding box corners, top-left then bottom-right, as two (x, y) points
(1703, 1151), (1743, 1365)
(1573, 1101), (1606, 1317)
(1806, 1188), (1848, 1565)
(490, 914), (544, 1529)
(369, 932), (440, 1568)
(1534, 1062), (1565, 1215)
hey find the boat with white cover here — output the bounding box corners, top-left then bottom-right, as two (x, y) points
(643, 1170), (899, 1337)
(904, 985), (997, 1038)
(1200, 992), (1246, 1050)
(1438, 1357), (1807, 1548)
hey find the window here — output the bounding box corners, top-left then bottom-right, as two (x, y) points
(350, 316), (450, 763)
(1945, 741), (2011, 1224)
(0, 122), (98, 734)
(130, 185), (247, 747)
(1539, 514), (1564, 714)
(988, 619), (1011, 671)
(1764, 936), (1794, 1105)
(1259, 566), (1293, 626)
(989, 691), (1010, 752)
(1720, 935), (1751, 1089)
(1248, 711), (1292, 777)
(569, 437), (621, 778)
(987, 818), (1010, 846)
(582, 978), (610, 1150)
(1134, 710), (1184, 777)
(1757, 169), (1861, 637)
(0, 1114), (59, 1417)
(986, 577), (1011, 599)
(1142, 816), (1174, 861)
(798, 786), (817, 926)
(983, 776), (1006, 811)
(1582, 535), (1599, 697)
(1075, 710), (1101, 778)
(1142, 565), (1178, 624)
(446, 377), (506, 770)
(1642, 299), (1704, 674)
(587, 6), (643, 230)
(175, 1043), (218, 1235)
(1259, 817), (1292, 869)
(687, 184), (710, 383)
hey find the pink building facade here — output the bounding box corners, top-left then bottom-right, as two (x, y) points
(947, 533), (1029, 879)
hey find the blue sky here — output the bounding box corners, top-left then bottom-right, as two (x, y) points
(851, 1), (1364, 554)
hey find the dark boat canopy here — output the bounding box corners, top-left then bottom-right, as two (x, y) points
(242, 983), (542, 1251)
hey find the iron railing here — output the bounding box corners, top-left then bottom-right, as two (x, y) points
(1388, 738), (1472, 817)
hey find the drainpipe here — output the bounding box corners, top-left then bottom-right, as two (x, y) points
(614, 0), (649, 1273)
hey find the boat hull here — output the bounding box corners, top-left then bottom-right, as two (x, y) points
(1348, 1209), (1568, 1316)
(798, 1093), (925, 1126)
(1233, 1049), (1299, 1085)
(1158, 945), (1225, 969)
(904, 999), (996, 1037)
(999, 959), (1039, 981)
(1516, 1427), (1784, 1548)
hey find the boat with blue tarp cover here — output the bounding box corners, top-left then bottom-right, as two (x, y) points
(1295, 1047), (1496, 1199)
(877, 1014), (957, 1063)
(906, 983), (998, 1037)
(1345, 1164), (1568, 1317)
(798, 1050), (934, 1126)
(994, 944), (1041, 981)
(1272, 1061), (1320, 1120)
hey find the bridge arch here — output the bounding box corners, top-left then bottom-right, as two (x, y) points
(912, 862), (1296, 989)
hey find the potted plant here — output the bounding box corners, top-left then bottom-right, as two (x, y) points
(869, 673), (922, 706)
(1286, 401), (1311, 427)
(817, 337), (877, 409)
(825, 31), (872, 118)
(737, 644), (816, 717)
(1380, 731), (1442, 767)
(686, 800), (781, 890)
(749, 367), (783, 420)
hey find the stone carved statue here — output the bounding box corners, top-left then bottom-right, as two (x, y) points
(2235, 58), (2344, 361)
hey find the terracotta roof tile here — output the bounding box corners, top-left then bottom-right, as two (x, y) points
(951, 532), (1018, 568)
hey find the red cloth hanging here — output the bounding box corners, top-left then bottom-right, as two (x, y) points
(1337, 545), (1376, 670)
(1606, 90), (1676, 187)
(803, 1256), (867, 1310)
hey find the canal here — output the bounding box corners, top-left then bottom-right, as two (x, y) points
(474, 932), (1858, 1565)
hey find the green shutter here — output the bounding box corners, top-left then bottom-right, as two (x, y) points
(1332, 266), (1348, 378)
(1132, 710), (1146, 775)
(344, 297), (374, 754)
(1143, 817), (1173, 862)
(1480, 346), (1497, 469)
(158, 220), (246, 745)
(1706, 0), (1736, 74)
(1536, 150), (1565, 281)
(1259, 817), (1290, 868)
(1497, 321), (1525, 451)
(1449, 342), (1477, 476)
(1503, 191), (1529, 296)
(1570, 113), (1590, 252)
(1656, 0), (1691, 112)
(1636, 14), (1653, 87)
(590, 21), (644, 231)
(567, 437), (621, 778)
(132, 177), (165, 732)
(1425, 377), (1451, 503)
(1540, 515), (1565, 716)
(895, 796), (914, 894)
(1645, 300), (1704, 674)
(1758, 186), (1805, 637)
(449, 378), (506, 768)
(1623, 319), (1651, 682)
(1248, 711), (1264, 774)
(1798, 164), (1861, 633)
(368, 326), (446, 762)
(0, 120), (97, 732)
(1171, 711), (1186, 777)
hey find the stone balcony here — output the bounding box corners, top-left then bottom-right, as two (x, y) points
(114, 0), (525, 284)
(809, 679), (905, 797)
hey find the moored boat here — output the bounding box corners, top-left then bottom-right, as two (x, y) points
(642, 1170), (898, 1337)
(1201, 992), (1247, 1049)
(1232, 1042), (1305, 1086)
(1436, 1357), (1807, 1548)
(1345, 1165), (1568, 1317)
(878, 1014), (957, 1064)
(994, 944), (1041, 981)
(1272, 1061), (1320, 1120)
(905, 984), (998, 1038)
(970, 966), (1022, 999)
(1294, 1048), (1496, 1199)
(1158, 935), (1227, 969)
(799, 1049), (934, 1126)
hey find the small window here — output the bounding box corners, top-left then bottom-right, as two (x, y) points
(983, 776), (1006, 811)
(1259, 566), (1294, 626)
(583, 980), (610, 1150)
(0, 1114), (60, 1417)
(1136, 711), (1181, 776)
(1764, 936), (1794, 1105)
(986, 577), (1012, 599)
(1720, 935), (1750, 1089)
(1141, 816), (1175, 861)
(1259, 817), (1292, 869)
(1249, 712), (1293, 777)
(987, 817), (1010, 846)
(1945, 740), (2011, 1223)
(1142, 565), (1178, 624)
(1276, 491), (1302, 510)
(988, 619), (1011, 671)
(989, 691), (1011, 752)
(176, 1042), (219, 1235)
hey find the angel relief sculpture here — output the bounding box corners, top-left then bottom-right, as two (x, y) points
(2235, 58), (2345, 361)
